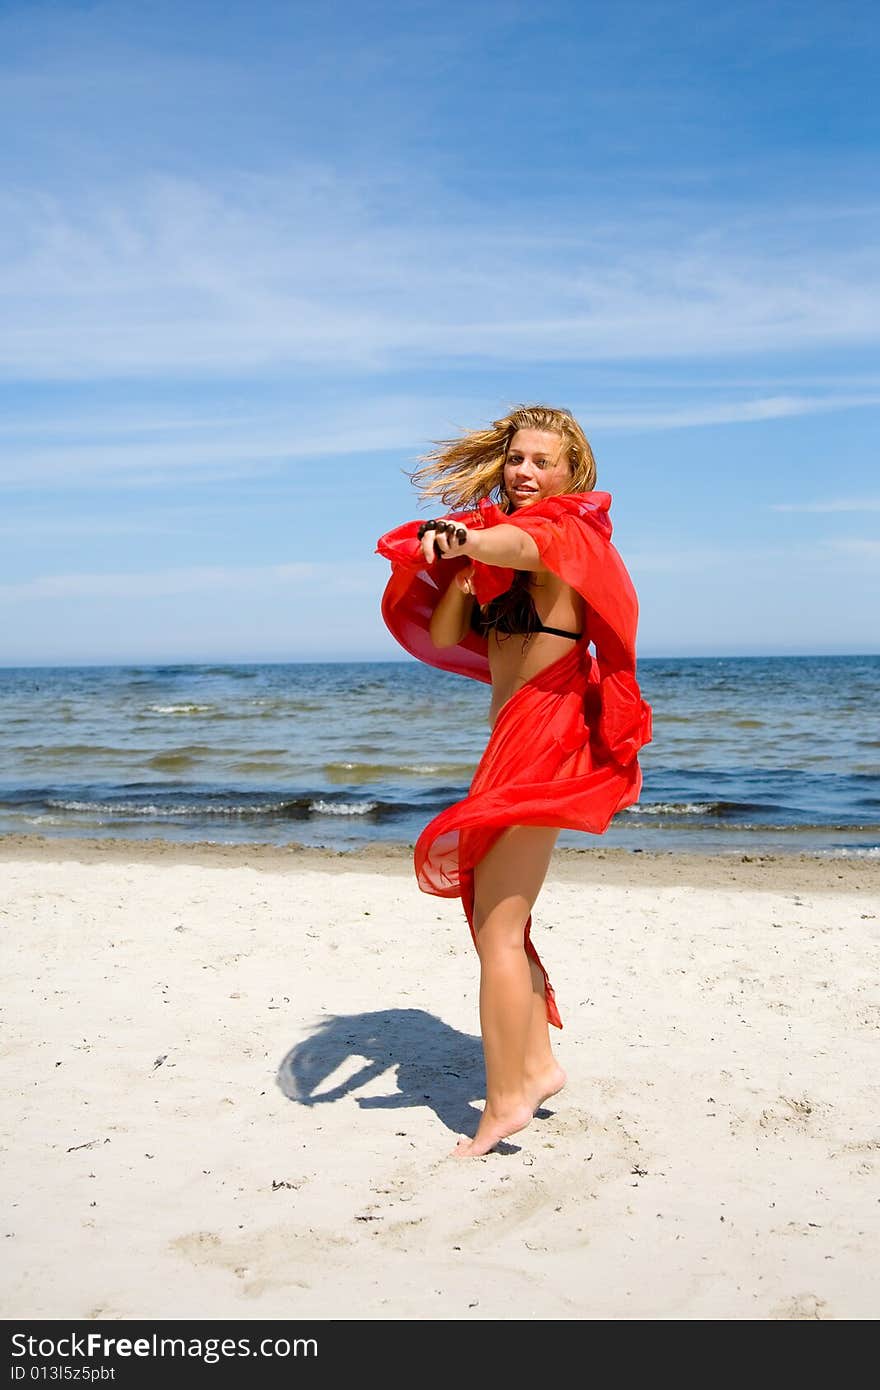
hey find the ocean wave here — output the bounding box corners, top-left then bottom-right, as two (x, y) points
(46, 798), (287, 817)
(626, 799), (793, 818)
(230, 760), (289, 773)
(43, 794), (392, 821)
(809, 845), (880, 858)
(15, 743), (125, 757)
(145, 704), (215, 715)
(324, 760), (473, 783)
(198, 667), (257, 678)
(146, 753), (202, 770)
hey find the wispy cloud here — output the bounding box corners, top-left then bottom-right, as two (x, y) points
(625, 542), (799, 574)
(2, 390), (877, 490)
(1, 174), (879, 381)
(0, 516), (196, 538)
(770, 498), (880, 513)
(0, 398), (438, 487)
(628, 536), (880, 578)
(822, 537), (880, 559)
(0, 561), (318, 602)
(587, 395), (880, 431)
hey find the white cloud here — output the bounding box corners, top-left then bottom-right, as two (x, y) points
(626, 541), (808, 575)
(0, 560), (317, 602)
(822, 537), (880, 558)
(1, 389), (877, 490)
(0, 516), (194, 538)
(0, 396), (441, 486)
(628, 536), (880, 579)
(587, 394), (880, 431)
(770, 498), (880, 513)
(1, 173), (879, 381)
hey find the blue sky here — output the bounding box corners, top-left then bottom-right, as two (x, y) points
(1, 0), (877, 663)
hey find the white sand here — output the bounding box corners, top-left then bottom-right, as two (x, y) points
(1, 836), (878, 1321)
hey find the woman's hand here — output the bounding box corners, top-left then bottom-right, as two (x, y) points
(417, 517), (541, 571)
(418, 518), (470, 565)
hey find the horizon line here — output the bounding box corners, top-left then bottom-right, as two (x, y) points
(1, 651), (878, 671)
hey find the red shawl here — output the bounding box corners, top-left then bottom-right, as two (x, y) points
(376, 491), (652, 1027)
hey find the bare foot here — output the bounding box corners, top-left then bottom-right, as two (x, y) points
(525, 1062), (567, 1114)
(451, 1099), (534, 1158)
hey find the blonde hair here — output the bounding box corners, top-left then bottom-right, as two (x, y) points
(410, 404), (597, 511)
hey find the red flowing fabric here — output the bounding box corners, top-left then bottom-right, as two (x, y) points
(376, 491), (652, 1028)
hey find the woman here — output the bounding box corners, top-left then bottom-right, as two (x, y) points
(376, 405), (652, 1156)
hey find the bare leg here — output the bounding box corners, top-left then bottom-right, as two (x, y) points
(525, 956), (567, 1112)
(454, 825), (564, 1157)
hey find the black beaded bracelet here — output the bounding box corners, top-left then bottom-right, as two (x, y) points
(417, 519), (467, 547)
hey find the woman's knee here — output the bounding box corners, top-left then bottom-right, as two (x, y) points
(472, 902), (529, 958)
(474, 829), (556, 923)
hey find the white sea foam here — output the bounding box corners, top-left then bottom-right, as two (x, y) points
(309, 799), (377, 816)
(46, 799), (284, 816)
(625, 801), (715, 815)
(328, 761), (455, 776)
(146, 704), (214, 714)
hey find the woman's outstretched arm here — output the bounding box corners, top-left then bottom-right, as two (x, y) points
(419, 521), (541, 571)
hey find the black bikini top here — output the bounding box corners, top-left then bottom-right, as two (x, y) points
(470, 573), (583, 642)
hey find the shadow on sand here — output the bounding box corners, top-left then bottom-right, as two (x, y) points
(277, 1008), (495, 1140)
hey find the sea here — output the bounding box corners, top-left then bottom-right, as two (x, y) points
(0, 656), (877, 857)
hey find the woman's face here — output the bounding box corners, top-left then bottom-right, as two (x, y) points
(503, 429), (572, 509)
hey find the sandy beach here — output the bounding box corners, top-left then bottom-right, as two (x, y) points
(2, 834), (878, 1321)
